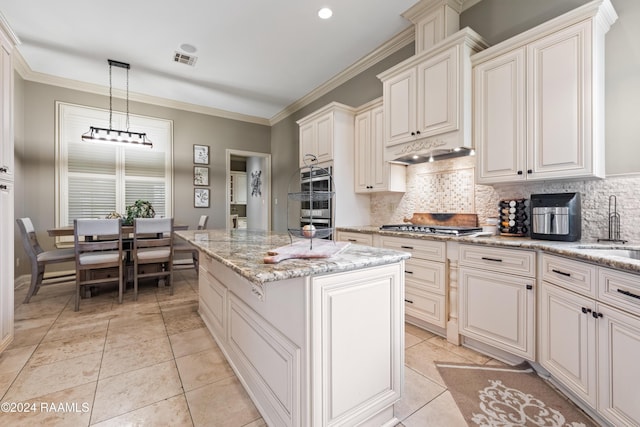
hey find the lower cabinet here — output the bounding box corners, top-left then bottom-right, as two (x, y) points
(379, 236), (447, 329)
(198, 250), (404, 427)
(459, 244), (536, 360)
(540, 253), (640, 427)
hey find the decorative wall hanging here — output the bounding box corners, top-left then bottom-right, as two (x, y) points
(193, 144), (209, 164)
(194, 188), (210, 208)
(193, 166), (209, 186)
(251, 170), (262, 197)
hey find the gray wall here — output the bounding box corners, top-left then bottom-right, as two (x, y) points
(13, 78), (270, 275)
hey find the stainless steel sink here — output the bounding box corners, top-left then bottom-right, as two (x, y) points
(573, 247), (640, 260)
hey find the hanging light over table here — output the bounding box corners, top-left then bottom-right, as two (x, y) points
(82, 59), (153, 147)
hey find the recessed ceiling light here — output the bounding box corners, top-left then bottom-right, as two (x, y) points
(180, 43), (197, 54)
(318, 7), (333, 19)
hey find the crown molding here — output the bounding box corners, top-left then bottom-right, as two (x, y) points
(13, 51), (271, 126)
(269, 26), (415, 125)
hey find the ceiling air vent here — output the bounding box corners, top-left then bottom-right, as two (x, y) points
(174, 52), (197, 66)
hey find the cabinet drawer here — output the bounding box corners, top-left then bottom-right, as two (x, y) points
(199, 270), (227, 339)
(460, 244), (535, 277)
(405, 258), (446, 294)
(405, 285), (446, 328)
(541, 254), (597, 298)
(337, 231), (373, 246)
(379, 236), (445, 262)
(598, 267), (640, 317)
(200, 250), (216, 274)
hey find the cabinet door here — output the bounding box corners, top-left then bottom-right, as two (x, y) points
(369, 105), (387, 191)
(383, 67), (416, 146)
(0, 179), (13, 351)
(527, 21), (593, 179)
(475, 48), (526, 184)
(459, 267), (535, 359)
(315, 112), (333, 164)
(234, 173), (247, 204)
(299, 121), (315, 166)
(354, 110), (371, 193)
(597, 304), (640, 427)
(417, 45), (458, 137)
(0, 43), (13, 181)
(539, 282), (596, 406)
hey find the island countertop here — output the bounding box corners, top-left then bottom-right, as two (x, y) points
(174, 229), (410, 286)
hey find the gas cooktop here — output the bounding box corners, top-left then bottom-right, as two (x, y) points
(379, 224), (483, 236)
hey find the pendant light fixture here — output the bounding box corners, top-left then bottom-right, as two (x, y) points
(82, 59), (153, 147)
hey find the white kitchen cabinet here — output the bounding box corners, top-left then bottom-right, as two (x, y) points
(354, 99), (405, 193)
(474, 2), (617, 183)
(539, 281), (597, 407)
(403, 0), (462, 54)
(378, 28), (487, 160)
(297, 103), (354, 167)
(0, 18), (16, 354)
(198, 251), (404, 427)
(597, 303), (640, 426)
(539, 253), (640, 426)
(230, 172), (247, 204)
(459, 244), (536, 360)
(379, 236), (447, 329)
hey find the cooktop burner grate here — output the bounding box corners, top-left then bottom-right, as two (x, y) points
(380, 224), (483, 236)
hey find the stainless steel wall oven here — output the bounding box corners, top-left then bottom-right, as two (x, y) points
(300, 166), (333, 235)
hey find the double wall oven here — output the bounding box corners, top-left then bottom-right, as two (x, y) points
(300, 165), (333, 236)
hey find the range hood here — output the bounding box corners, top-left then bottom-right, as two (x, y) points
(390, 146), (475, 165)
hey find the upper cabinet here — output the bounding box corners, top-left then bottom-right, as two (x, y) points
(402, 0), (463, 54)
(297, 103), (355, 167)
(473, 0), (618, 184)
(0, 16), (16, 183)
(354, 99), (405, 193)
(378, 28), (488, 161)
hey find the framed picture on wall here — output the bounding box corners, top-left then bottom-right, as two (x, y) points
(193, 144), (209, 164)
(193, 166), (209, 186)
(194, 188), (210, 208)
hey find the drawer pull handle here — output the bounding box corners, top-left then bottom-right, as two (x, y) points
(581, 307), (592, 314)
(405, 271), (414, 275)
(592, 311), (603, 319)
(617, 288), (640, 300)
(481, 257), (502, 262)
(347, 239), (357, 242)
(405, 299), (414, 304)
(401, 245), (414, 250)
(552, 269), (571, 277)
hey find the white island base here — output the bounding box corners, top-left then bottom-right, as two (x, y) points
(198, 252), (405, 427)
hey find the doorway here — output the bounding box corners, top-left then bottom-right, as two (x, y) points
(225, 149), (271, 231)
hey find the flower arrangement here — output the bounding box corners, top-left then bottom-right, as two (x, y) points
(123, 200), (155, 225)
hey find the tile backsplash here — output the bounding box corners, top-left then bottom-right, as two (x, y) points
(370, 156), (640, 244)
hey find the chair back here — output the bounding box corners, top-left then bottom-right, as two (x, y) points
(74, 219), (123, 261)
(133, 218), (174, 262)
(197, 215), (208, 230)
(16, 217), (43, 259)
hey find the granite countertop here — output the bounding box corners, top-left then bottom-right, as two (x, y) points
(337, 226), (640, 275)
(175, 229), (411, 286)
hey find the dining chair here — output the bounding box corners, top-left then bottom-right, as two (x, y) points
(173, 215), (208, 275)
(74, 218), (124, 311)
(16, 217), (76, 304)
(132, 217), (174, 300)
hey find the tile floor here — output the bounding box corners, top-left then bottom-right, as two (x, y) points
(1, 270), (504, 426)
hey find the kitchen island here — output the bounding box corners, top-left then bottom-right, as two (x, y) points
(174, 229), (410, 427)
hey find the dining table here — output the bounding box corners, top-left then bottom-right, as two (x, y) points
(47, 222), (190, 295)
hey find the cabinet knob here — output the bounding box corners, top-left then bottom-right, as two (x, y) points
(526, 284), (533, 290)
(0, 167), (7, 173)
(581, 307), (592, 314)
(0, 185), (6, 190)
(527, 169), (533, 174)
(592, 311), (603, 319)
(416, 130), (421, 135)
(410, 132), (415, 136)
(517, 170), (523, 175)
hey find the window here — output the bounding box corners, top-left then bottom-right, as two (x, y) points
(56, 102), (173, 232)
